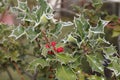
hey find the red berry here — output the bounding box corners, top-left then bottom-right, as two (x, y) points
(56, 47), (64, 53)
(51, 41), (56, 47)
(45, 44), (50, 48)
(48, 50), (54, 54)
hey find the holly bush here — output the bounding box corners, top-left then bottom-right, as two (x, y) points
(0, 0), (120, 80)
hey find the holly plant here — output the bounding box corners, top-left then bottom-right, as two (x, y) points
(0, 0), (120, 80)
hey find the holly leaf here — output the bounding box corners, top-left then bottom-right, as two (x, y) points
(4, 51), (19, 62)
(62, 21), (73, 27)
(96, 37), (110, 44)
(26, 27), (40, 42)
(41, 46), (48, 57)
(36, 0), (52, 21)
(76, 69), (86, 80)
(13, 0), (30, 20)
(103, 45), (117, 55)
(90, 19), (109, 34)
(9, 25), (25, 39)
(17, 0), (28, 11)
(108, 57), (120, 76)
(86, 53), (104, 74)
(92, 0), (103, 9)
(112, 31), (120, 37)
(67, 34), (77, 43)
(102, 45), (117, 60)
(27, 58), (49, 70)
(56, 65), (77, 80)
(56, 53), (76, 64)
(74, 16), (90, 39)
(50, 22), (62, 35)
(88, 75), (105, 80)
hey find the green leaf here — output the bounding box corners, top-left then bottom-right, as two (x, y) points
(41, 46), (48, 57)
(88, 75), (105, 80)
(96, 37), (110, 44)
(90, 19), (109, 34)
(62, 21), (73, 27)
(56, 53), (76, 64)
(36, 0), (52, 21)
(112, 31), (120, 37)
(76, 69), (85, 80)
(103, 45), (117, 55)
(14, 0), (30, 20)
(74, 16), (90, 39)
(102, 45), (117, 60)
(9, 26), (25, 39)
(67, 34), (77, 44)
(27, 58), (49, 70)
(56, 65), (77, 80)
(50, 22), (62, 35)
(40, 13), (49, 25)
(26, 27), (40, 42)
(86, 54), (104, 74)
(108, 57), (120, 76)
(17, 0), (28, 11)
(5, 51), (19, 62)
(92, 0), (103, 9)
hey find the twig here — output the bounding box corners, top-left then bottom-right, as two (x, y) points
(35, 38), (41, 49)
(41, 29), (50, 44)
(12, 62), (25, 80)
(22, 71), (32, 79)
(35, 37), (45, 58)
(32, 69), (39, 80)
(54, 8), (79, 17)
(6, 67), (14, 80)
(26, 54), (40, 58)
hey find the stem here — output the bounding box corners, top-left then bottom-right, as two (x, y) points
(41, 29), (57, 54)
(35, 38), (41, 49)
(6, 68), (14, 80)
(35, 37), (45, 58)
(27, 54), (40, 58)
(41, 29), (50, 44)
(13, 62), (25, 80)
(32, 69), (39, 80)
(22, 71), (32, 79)
(55, 8), (79, 17)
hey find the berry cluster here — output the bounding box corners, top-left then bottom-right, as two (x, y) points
(45, 41), (64, 54)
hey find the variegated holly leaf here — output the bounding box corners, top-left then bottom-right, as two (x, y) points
(56, 65), (77, 80)
(86, 53), (104, 74)
(74, 16), (90, 39)
(56, 53), (76, 64)
(36, 0), (52, 22)
(27, 58), (49, 70)
(108, 57), (120, 77)
(92, 0), (103, 9)
(9, 25), (25, 39)
(50, 22), (63, 35)
(88, 75), (105, 80)
(26, 27), (40, 42)
(102, 45), (117, 59)
(90, 19), (109, 34)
